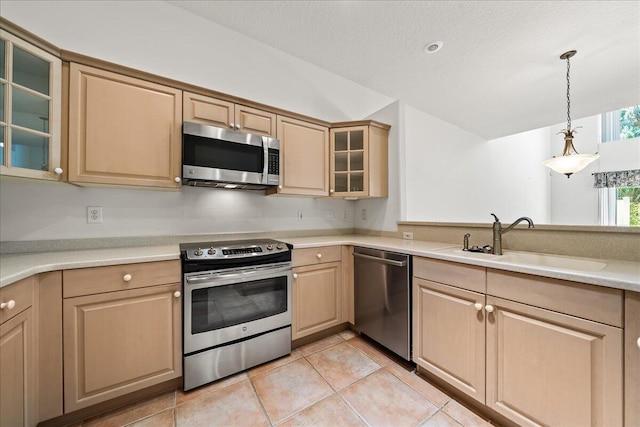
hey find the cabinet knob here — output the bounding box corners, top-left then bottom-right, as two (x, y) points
(485, 304), (494, 313)
(330, 189), (334, 193)
(53, 167), (63, 175)
(278, 185), (283, 190)
(474, 302), (483, 311)
(0, 300), (16, 310)
(174, 291), (181, 298)
(174, 177), (181, 183)
(235, 124), (241, 129)
(123, 274), (132, 282)
(293, 273), (298, 279)
(230, 123), (235, 129)
(316, 253), (322, 259)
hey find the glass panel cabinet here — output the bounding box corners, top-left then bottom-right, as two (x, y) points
(329, 122), (389, 199)
(0, 29), (62, 181)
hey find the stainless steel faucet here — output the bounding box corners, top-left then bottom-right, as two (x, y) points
(491, 213), (535, 255)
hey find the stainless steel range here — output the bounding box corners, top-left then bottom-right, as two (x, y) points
(180, 239), (292, 391)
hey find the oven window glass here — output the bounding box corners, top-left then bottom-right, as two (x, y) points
(191, 276), (287, 334)
(183, 134), (263, 173)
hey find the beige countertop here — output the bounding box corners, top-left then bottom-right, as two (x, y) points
(1, 235), (638, 292)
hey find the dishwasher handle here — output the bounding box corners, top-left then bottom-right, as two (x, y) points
(353, 252), (407, 267)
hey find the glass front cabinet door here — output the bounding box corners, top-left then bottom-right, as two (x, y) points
(0, 29), (62, 181)
(330, 122), (389, 199)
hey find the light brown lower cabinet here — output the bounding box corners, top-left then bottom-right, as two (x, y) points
(0, 307), (35, 427)
(626, 291), (640, 427)
(292, 262), (342, 340)
(485, 296), (622, 427)
(413, 257), (624, 427)
(63, 283), (181, 412)
(291, 246), (343, 340)
(413, 278), (486, 403)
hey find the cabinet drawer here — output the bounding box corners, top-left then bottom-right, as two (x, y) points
(413, 257), (485, 293)
(0, 276), (34, 325)
(487, 269), (623, 327)
(63, 260), (181, 298)
(292, 246), (342, 267)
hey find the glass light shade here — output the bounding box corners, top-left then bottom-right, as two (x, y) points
(543, 153), (599, 177)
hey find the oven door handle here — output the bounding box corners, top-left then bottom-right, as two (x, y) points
(185, 264), (291, 286)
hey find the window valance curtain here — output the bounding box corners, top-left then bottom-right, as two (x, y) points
(593, 169), (640, 188)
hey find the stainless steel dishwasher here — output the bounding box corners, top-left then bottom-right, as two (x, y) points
(353, 247), (412, 360)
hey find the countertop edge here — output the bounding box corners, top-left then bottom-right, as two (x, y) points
(1, 237), (638, 293)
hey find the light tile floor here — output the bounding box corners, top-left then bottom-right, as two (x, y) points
(77, 332), (496, 427)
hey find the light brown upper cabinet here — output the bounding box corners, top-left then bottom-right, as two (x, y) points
(67, 63), (182, 189)
(267, 115), (329, 196)
(330, 121), (389, 199)
(183, 91), (276, 137)
(0, 29), (63, 182)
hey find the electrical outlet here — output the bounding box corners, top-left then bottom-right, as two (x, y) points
(87, 206), (102, 224)
(361, 209), (367, 220)
(324, 210), (334, 221)
(402, 232), (414, 240)
(297, 211), (303, 222)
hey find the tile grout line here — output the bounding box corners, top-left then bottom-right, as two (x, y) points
(246, 376), (275, 427)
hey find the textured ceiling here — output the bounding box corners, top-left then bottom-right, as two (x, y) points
(166, 1), (640, 139)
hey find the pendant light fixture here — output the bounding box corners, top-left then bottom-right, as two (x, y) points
(543, 50), (599, 178)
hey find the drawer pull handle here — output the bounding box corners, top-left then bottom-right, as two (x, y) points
(485, 304), (494, 313)
(174, 291), (181, 298)
(0, 300), (16, 310)
(474, 302), (483, 311)
(123, 274), (132, 282)
(637, 337), (640, 350)
(293, 273), (298, 279)
(316, 253), (322, 259)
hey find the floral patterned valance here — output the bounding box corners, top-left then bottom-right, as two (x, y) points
(593, 169), (640, 188)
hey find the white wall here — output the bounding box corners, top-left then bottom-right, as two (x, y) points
(354, 101), (403, 232)
(0, 1), (396, 242)
(403, 105), (550, 224)
(0, 180), (356, 241)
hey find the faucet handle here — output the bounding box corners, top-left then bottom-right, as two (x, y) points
(491, 213), (499, 222)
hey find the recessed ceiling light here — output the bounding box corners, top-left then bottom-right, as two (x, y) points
(423, 41), (443, 54)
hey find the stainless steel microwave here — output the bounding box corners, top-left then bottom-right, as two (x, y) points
(182, 122), (280, 190)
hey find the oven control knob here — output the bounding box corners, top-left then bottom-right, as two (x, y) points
(194, 248), (203, 256)
(266, 244), (273, 250)
(208, 248), (216, 255)
(276, 243), (283, 250)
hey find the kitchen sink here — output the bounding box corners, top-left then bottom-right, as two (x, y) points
(499, 251), (607, 272)
(434, 248), (608, 272)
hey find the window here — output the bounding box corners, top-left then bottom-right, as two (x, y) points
(599, 186), (640, 226)
(601, 105), (640, 143)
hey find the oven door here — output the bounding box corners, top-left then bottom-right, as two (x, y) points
(183, 262), (292, 354)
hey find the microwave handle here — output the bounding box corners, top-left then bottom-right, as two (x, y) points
(262, 137), (269, 184)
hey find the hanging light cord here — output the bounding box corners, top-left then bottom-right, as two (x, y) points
(565, 54), (571, 132)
